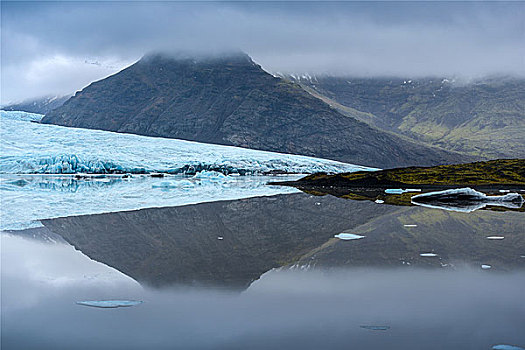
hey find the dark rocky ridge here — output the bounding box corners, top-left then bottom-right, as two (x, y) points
(42, 52), (468, 168)
(2, 95), (70, 114)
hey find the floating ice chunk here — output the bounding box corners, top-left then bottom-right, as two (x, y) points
(411, 188), (524, 213)
(375, 199), (384, 204)
(420, 253), (437, 257)
(76, 300), (143, 308)
(481, 264), (492, 269)
(360, 325), (390, 331)
(486, 236), (505, 240)
(334, 233), (365, 240)
(492, 345), (525, 350)
(385, 189), (420, 194)
(193, 171), (228, 181)
(152, 180), (193, 189)
(404, 224), (417, 227)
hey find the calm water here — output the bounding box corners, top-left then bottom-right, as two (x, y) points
(2, 192), (524, 349)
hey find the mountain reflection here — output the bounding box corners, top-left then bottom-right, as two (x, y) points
(41, 193), (525, 290)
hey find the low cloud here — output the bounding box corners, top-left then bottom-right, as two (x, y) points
(1, 1), (524, 104)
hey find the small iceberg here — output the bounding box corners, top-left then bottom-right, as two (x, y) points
(152, 180), (194, 189)
(334, 233), (365, 240)
(360, 325), (390, 331)
(486, 236), (505, 240)
(385, 188), (421, 194)
(411, 188), (524, 213)
(492, 345), (525, 350)
(481, 264), (492, 269)
(420, 253), (437, 257)
(76, 300), (143, 308)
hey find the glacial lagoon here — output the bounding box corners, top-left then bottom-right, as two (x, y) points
(2, 187), (524, 349)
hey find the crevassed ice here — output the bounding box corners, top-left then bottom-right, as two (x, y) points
(0, 111), (377, 175)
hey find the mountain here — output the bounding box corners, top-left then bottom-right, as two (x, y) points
(41, 52), (468, 168)
(2, 95), (70, 114)
(286, 75), (525, 159)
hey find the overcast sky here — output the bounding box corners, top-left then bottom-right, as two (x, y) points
(1, 1), (524, 104)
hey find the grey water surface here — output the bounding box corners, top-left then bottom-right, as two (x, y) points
(2, 192), (524, 349)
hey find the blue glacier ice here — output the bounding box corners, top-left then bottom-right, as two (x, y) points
(1, 111), (377, 175)
(0, 111), (380, 230)
(492, 345), (525, 350)
(0, 110), (44, 122)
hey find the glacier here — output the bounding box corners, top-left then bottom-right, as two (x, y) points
(0, 111), (379, 230)
(0, 111), (376, 175)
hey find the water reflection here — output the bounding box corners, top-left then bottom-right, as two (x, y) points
(40, 193), (397, 289)
(2, 252), (524, 350)
(33, 193), (525, 290)
(297, 187), (525, 213)
(2, 192), (525, 349)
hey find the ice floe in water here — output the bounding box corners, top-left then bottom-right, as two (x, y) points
(360, 325), (390, 331)
(384, 188), (421, 194)
(334, 233), (365, 240)
(76, 300), (143, 308)
(0, 111), (376, 175)
(492, 345), (525, 350)
(486, 236), (505, 240)
(411, 188), (524, 213)
(420, 253), (438, 257)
